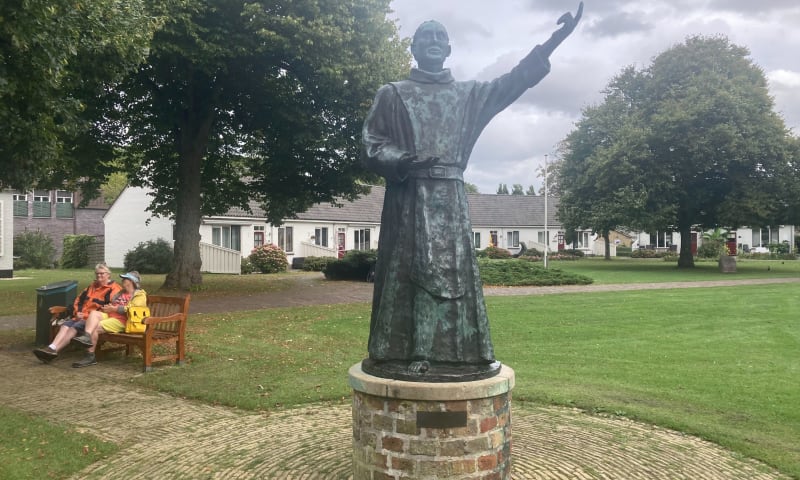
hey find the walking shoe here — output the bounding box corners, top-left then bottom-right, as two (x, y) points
(33, 347), (58, 363)
(72, 353), (97, 368)
(72, 333), (93, 347)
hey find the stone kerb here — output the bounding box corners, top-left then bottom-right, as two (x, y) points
(349, 363), (515, 479)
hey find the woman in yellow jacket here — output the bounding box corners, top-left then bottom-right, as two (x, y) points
(72, 271), (147, 368)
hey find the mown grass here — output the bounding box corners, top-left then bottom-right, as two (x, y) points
(0, 268), (301, 316)
(0, 405), (118, 480)
(550, 257), (800, 284)
(127, 283), (800, 477)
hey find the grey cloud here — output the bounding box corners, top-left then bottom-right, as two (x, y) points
(707, 0), (800, 14)
(584, 12), (653, 38)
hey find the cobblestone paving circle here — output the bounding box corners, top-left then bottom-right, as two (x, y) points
(0, 350), (789, 479)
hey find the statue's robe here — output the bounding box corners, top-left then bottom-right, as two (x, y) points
(362, 47), (550, 365)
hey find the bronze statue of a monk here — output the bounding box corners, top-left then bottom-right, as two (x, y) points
(362, 4), (583, 381)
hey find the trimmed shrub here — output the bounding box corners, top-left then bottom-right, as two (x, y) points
(616, 246), (632, 257)
(13, 230), (55, 269)
(697, 240), (725, 259)
(323, 250), (377, 281)
(124, 239), (174, 274)
(249, 244), (288, 274)
(631, 249), (670, 259)
(477, 246), (512, 259)
(478, 259), (593, 286)
(303, 256), (338, 272)
(518, 246), (543, 258)
(240, 257), (255, 274)
(61, 234), (95, 268)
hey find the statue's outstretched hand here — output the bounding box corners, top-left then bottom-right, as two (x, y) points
(555, 2), (583, 39)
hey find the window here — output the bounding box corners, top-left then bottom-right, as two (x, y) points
(278, 226), (293, 253)
(253, 225), (265, 248)
(354, 228), (370, 251)
(12, 192), (27, 217)
(489, 230), (498, 247)
(472, 232), (481, 249)
(506, 230), (520, 248)
(211, 225), (241, 251)
(55, 190), (73, 218)
(579, 231), (590, 248)
(649, 231), (672, 248)
(538, 230), (551, 245)
(314, 227), (329, 247)
(32, 190), (51, 218)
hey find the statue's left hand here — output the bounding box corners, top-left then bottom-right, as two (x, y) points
(555, 2), (583, 38)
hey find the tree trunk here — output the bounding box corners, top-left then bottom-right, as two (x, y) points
(163, 96), (214, 290)
(678, 226), (695, 268)
(603, 231), (611, 260)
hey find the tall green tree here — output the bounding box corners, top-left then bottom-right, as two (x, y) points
(464, 182), (480, 194)
(0, 0), (156, 191)
(559, 36), (796, 267)
(496, 183), (509, 194)
(108, 0), (410, 289)
(525, 185), (536, 196)
(511, 184), (524, 195)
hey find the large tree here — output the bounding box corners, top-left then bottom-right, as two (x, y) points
(0, 0), (155, 191)
(559, 36), (797, 267)
(107, 0), (409, 289)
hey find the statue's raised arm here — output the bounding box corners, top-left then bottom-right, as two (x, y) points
(541, 2), (584, 58)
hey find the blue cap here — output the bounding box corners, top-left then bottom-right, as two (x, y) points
(119, 272), (141, 287)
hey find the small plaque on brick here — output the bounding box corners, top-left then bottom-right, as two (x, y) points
(416, 411), (467, 429)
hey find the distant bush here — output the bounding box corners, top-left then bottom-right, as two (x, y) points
(631, 249), (670, 259)
(477, 246), (512, 259)
(13, 230), (55, 269)
(616, 246), (632, 257)
(124, 239), (174, 274)
(478, 259), (593, 286)
(303, 256), (338, 272)
(240, 257), (255, 274)
(697, 240), (725, 259)
(61, 234), (95, 268)
(324, 250), (377, 281)
(249, 244), (288, 274)
(518, 246), (543, 258)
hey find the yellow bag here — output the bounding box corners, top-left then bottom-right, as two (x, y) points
(126, 306), (151, 334)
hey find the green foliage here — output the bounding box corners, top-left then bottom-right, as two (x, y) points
(697, 240), (725, 259)
(303, 256), (338, 272)
(478, 259), (593, 286)
(477, 246), (512, 259)
(0, 0), (156, 190)
(323, 250), (377, 281)
(631, 249), (671, 259)
(249, 244), (288, 274)
(496, 184), (509, 194)
(519, 246), (543, 257)
(240, 257), (255, 275)
(558, 36), (797, 268)
(124, 239), (174, 274)
(0, 406), (119, 479)
(464, 182), (480, 194)
(13, 230), (55, 269)
(60, 234), (94, 268)
(511, 184), (525, 195)
(616, 246), (633, 257)
(100, 171), (128, 205)
(106, 0), (410, 289)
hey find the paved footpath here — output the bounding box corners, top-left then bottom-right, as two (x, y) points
(1, 276), (797, 478)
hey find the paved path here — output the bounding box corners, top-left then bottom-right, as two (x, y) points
(0, 349), (789, 479)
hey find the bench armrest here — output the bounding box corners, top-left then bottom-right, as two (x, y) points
(143, 313), (185, 325)
(49, 306), (68, 315)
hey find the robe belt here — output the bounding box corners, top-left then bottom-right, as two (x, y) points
(406, 165), (464, 181)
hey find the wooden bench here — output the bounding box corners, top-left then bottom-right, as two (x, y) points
(49, 294), (191, 372)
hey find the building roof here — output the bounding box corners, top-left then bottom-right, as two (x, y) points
(219, 185), (559, 227)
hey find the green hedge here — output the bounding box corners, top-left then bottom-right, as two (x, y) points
(124, 239), (174, 274)
(303, 256), (338, 272)
(61, 234), (94, 268)
(13, 230), (55, 269)
(478, 259), (593, 286)
(323, 250), (377, 281)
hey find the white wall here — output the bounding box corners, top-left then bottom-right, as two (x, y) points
(0, 191), (13, 272)
(104, 187), (173, 268)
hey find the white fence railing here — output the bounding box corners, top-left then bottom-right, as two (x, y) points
(200, 242), (241, 274)
(299, 241), (338, 258)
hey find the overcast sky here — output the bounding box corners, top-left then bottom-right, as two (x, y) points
(386, 0), (800, 194)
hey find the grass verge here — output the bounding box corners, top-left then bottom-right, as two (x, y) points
(0, 405), (118, 480)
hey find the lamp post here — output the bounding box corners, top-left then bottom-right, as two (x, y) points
(543, 153), (548, 269)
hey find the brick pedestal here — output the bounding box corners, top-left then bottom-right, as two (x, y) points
(349, 363), (515, 479)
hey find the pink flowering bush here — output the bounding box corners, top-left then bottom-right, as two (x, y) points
(248, 244), (288, 273)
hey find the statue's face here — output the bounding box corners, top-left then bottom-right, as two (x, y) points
(411, 21), (451, 70)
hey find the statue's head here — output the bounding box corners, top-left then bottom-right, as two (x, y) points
(411, 20), (451, 72)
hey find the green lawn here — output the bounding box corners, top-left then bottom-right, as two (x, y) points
(0, 406), (118, 480)
(127, 283), (800, 477)
(550, 257), (800, 284)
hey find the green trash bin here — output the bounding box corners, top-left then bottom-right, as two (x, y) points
(35, 280), (78, 345)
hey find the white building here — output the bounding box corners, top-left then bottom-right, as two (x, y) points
(104, 186), (587, 272)
(0, 190), (13, 277)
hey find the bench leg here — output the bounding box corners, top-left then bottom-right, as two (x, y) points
(143, 338), (153, 372)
